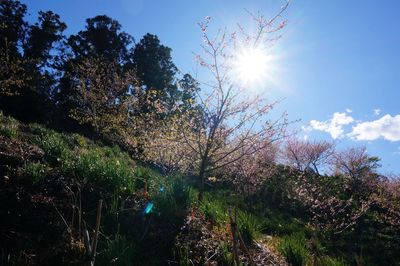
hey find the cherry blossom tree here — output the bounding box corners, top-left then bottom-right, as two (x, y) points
(283, 137), (334, 175)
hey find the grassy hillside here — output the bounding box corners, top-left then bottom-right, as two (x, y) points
(0, 113), (398, 266)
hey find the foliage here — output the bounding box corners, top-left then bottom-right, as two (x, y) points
(66, 56), (137, 139)
(0, 0), (66, 123)
(1, 1), (400, 265)
(40, 130), (71, 166)
(133, 33), (178, 112)
(71, 147), (136, 193)
(278, 233), (309, 266)
(96, 234), (136, 266)
(0, 112), (19, 138)
(23, 162), (47, 184)
(236, 210), (263, 244)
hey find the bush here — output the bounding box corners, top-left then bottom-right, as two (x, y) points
(278, 233), (309, 266)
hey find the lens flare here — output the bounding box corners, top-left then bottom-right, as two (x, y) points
(232, 47), (274, 89)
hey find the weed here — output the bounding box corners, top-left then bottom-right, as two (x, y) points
(199, 194), (228, 224)
(278, 233), (309, 266)
(97, 234), (136, 266)
(237, 210), (263, 244)
(0, 113), (19, 138)
(40, 131), (71, 166)
(71, 147), (136, 193)
(24, 162), (46, 184)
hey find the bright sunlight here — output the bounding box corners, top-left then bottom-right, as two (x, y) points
(232, 46), (272, 87)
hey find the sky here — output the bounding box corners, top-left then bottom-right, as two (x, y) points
(22, 0), (400, 174)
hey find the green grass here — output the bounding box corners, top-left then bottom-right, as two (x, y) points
(278, 233), (309, 266)
(23, 162), (47, 184)
(0, 113), (19, 138)
(96, 234), (137, 266)
(199, 193), (229, 224)
(237, 210), (264, 244)
(70, 147), (136, 193)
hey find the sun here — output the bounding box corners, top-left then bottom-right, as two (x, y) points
(232, 47), (272, 87)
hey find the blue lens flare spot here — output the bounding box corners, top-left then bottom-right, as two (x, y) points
(144, 202), (154, 214)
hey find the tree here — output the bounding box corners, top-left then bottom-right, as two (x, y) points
(228, 139), (279, 199)
(0, 0), (28, 96)
(192, 8), (289, 197)
(331, 146), (380, 180)
(147, 5), (289, 198)
(132, 33), (179, 111)
(0, 1), (66, 123)
(67, 15), (132, 63)
(66, 57), (136, 139)
(56, 15), (133, 130)
(283, 137), (334, 175)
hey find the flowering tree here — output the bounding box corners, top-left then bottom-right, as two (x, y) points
(227, 139), (279, 198)
(140, 3), (290, 195)
(290, 146), (396, 236)
(176, 4), (289, 197)
(67, 57), (137, 139)
(282, 137), (334, 175)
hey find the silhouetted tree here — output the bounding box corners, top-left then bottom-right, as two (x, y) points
(67, 15), (132, 63)
(0, 0), (28, 96)
(132, 33), (179, 111)
(56, 15), (133, 131)
(0, 1), (66, 123)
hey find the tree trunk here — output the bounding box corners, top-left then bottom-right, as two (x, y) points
(198, 164), (206, 201)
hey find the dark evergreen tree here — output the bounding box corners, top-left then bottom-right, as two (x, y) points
(178, 73), (199, 110)
(55, 15), (133, 132)
(0, 0), (28, 97)
(0, 1), (66, 123)
(67, 15), (132, 63)
(132, 33), (179, 111)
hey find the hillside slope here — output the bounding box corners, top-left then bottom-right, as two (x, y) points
(1, 113), (399, 266)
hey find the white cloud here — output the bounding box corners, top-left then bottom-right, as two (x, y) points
(346, 108), (352, 113)
(301, 125), (313, 133)
(373, 109), (381, 116)
(349, 114), (400, 142)
(309, 112), (355, 139)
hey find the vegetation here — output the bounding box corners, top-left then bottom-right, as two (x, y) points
(1, 0), (399, 265)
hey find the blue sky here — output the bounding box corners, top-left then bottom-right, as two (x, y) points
(23, 0), (400, 173)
